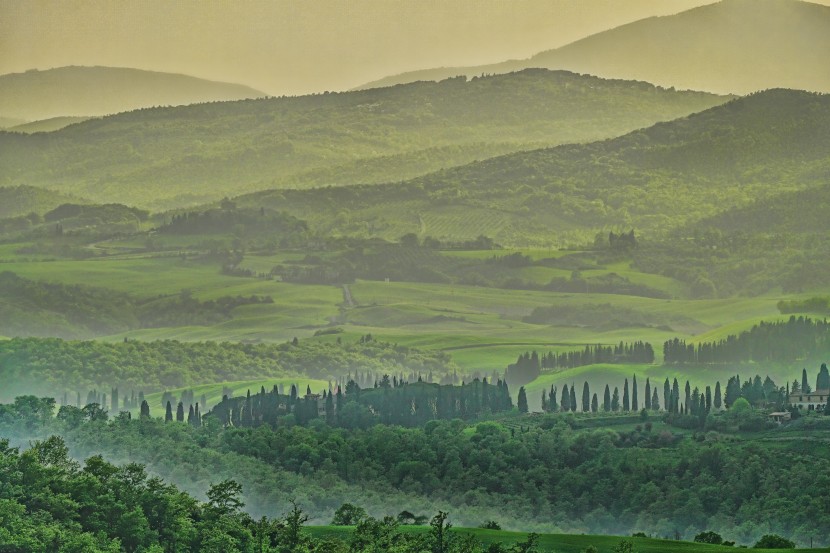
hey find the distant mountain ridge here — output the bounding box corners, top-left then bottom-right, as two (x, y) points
(359, 0), (830, 95)
(0, 69), (728, 210)
(234, 89), (830, 245)
(0, 66), (265, 121)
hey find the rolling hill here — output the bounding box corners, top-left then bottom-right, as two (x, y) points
(0, 185), (84, 219)
(0, 69), (728, 210)
(0, 65), (265, 121)
(360, 0), (830, 95)
(235, 89), (830, 245)
(7, 116), (93, 133)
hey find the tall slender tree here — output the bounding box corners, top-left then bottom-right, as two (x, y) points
(517, 387), (528, 413)
(582, 382), (591, 412)
(165, 401), (173, 422)
(569, 385), (577, 413)
(645, 378), (652, 410)
(632, 375), (639, 412)
(623, 379), (630, 412)
(603, 385), (611, 412)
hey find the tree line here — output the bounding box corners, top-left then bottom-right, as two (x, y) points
(210, 378), (514, 429)
(505, 342), (654, 387)
(663, 316), (830, 364)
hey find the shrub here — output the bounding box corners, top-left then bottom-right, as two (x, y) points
(753, 534), (795, 549)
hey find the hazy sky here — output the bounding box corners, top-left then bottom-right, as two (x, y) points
(2, 0), (824, 95)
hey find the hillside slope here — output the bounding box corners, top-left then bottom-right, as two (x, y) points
(236, 89), (830, 245)
(0, 185), (84, 218)
(0, 65), (265, 121)
(361, 0), (830, 95)
(0, 70), (728, 210)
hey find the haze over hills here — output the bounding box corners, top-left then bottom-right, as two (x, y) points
(0, 69), (728, 210)
(237, 89), (830, 245)
(0, 66), (265, 122)
(360, 0), (830, 95)
(0, 185), (84, 219)
(6, 116), (93, 134)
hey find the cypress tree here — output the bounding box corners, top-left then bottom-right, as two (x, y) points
(672, 379), (680, 413)
(705, 386), (713, 411)
(645, 378), (652, 410)
(325, 391), (335, 424)
(561, 384), (570, 412)
(517, 387), (528, 413)
(623, 379), (630, 412)
(591, 393), (598, 413)
(684, 381), (692, 412)
(549, 385), (558, 412)
(582, 382), (590, 412)
(603, 385), (611, 412)
(140, 400), (150, 419)
(541, 391), (548, 412)
(611, 387), (620, 412)
(803, 368), (812, 393)
(632, 375), (639, 412)
(651, 388), (660, 411)
(569, 384), (577, 413)
(165, 401), (173, 422)
(188, 404), (195, 424)
(176, 402), (185, 422)
(194, 404), (201, 427)
(663, 379), (671, 412)
(818, 363), (830, 390)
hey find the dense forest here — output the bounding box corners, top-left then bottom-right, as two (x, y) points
(1, 392), (828, 547)
(0, 427), (516, 552)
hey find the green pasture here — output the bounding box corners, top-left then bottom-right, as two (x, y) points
(0, 251), (815, 381)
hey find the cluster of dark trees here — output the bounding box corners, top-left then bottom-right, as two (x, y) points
(160, 204), (308, 237)
(663, 316), (830, 364)
(792, 363), (830, 393)
(536, 371), (799, 431)
(400, 233), (499, 251)
(608, 230), (637, 250)
(505, 342), (654, 387)
(210, 378), (513, 429)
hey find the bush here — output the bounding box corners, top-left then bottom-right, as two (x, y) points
(331, 503), (367, 526)
(694, 531), (724, 544)
(753, 534), (795, 549)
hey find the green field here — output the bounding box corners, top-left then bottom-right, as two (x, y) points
(0, 249), (807, 378)
(306, 526), (824, 553)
